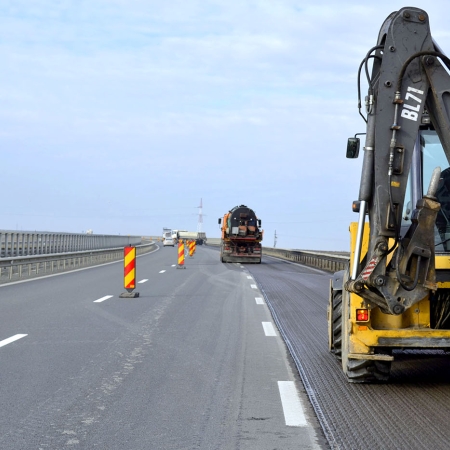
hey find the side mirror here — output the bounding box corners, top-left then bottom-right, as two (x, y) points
(346, 137), (360, 158)
(218, 218), (222, 225)
(258, 219), (261, 226)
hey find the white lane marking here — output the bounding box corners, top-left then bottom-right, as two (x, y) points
(255, 297), (264, 304)
(171, 264), (176, 267)
(0, 334), (27, 348)
(247, 276), (253, 280)
(240, 266), (245, 269)
(278, 381), (308, 427)
(159, 270), (166, 274)
(138, 279), (148, 284)
(94, 295), (113, 303)
(250, 284), (257, 289)
(262, 322), (277, 336)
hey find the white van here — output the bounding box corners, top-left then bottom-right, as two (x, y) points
(163, 237), (175, 247)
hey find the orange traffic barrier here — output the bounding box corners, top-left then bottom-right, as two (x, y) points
(177, 240), (186, 269)
(188, 240), (194, 257)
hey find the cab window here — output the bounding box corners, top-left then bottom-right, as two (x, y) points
(421, 130), (450, 251)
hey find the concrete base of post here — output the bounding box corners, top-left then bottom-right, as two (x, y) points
(119, 291), (140, 298)
(177, 265), (186, 269)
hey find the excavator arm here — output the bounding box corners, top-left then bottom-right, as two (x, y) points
(347, 7), (450, 315)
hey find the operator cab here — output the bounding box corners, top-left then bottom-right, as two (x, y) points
(347, 126), (450, 252)
(403, 127), (450, 252)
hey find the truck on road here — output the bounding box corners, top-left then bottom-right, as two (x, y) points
(177, 231), (207, 245)
(218, 205), (263, 263)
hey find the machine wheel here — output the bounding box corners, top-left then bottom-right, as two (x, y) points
(332, 292), (343, 360)
(346, 358), (391, 383)
(336, 287), (392, 383)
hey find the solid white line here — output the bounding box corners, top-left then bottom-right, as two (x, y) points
(138, 279), (148, 284)
(250, 284), (257, 289)
(0, 334), (27, 348)
(159, 270), (166, 274)
(255, 297), (264, 304)
(94, 295), (113, 303)
(247, 276), (253, 280)
(262, 322), (277, 336)
(278, 381), (308, 426)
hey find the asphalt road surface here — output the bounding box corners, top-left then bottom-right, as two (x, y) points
(0, 245), (326, 449)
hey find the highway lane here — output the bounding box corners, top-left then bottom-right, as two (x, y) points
(237, 250), (450, 450)
(0, 245), (325, 449)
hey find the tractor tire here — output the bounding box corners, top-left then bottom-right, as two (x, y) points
(332, 292), (343, 360)
(346, 358), (391, 383)
(334, 290), (391, 383)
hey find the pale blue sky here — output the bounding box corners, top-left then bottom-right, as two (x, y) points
(2, 1), (450, 250)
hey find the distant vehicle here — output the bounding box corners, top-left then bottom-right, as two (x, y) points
(162, 228), (172, 240)
(177, 231), (207, 245)
(163, 237), (175, 247)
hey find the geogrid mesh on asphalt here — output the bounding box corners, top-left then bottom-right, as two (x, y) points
(247, 258), (450, 450)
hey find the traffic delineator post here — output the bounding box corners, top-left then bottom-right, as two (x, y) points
(189, 240), (194, 258)
(177, 240), (186, 269)
(120, 246), (140, 298)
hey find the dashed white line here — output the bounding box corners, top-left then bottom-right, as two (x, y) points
(247, 276), (253, 280)
(0, 334), (27, 348)
(255, 297), (264, 304)
(171, 264), (176, 267)
(138, 279), (148, 284)
(278, 381), (308, 427)
(94, 295), (113, 303)
(159, 270), (166, 273)
(262, 322), (277, 336)
(250, 284), (257, 289)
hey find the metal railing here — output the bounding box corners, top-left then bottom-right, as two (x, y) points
(205, 240), (349, 273)
(262, 247), (349, 273)
(0, 230), (142, 258)
(0, 242), (156, 284)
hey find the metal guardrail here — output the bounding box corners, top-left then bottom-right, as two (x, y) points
(262, 247), (349, 273)
(0, 230), (142, 258)
(205, 240), (349, 273)
(0, 242), (156, 284)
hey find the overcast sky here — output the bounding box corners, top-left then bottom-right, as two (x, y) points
(2, 1), (450, 250)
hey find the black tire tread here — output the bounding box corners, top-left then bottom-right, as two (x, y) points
(346, 358), (391, 383)
(332, 292), (343, 360)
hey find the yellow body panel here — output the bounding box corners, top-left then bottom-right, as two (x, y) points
(347, 222), (450, 355)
